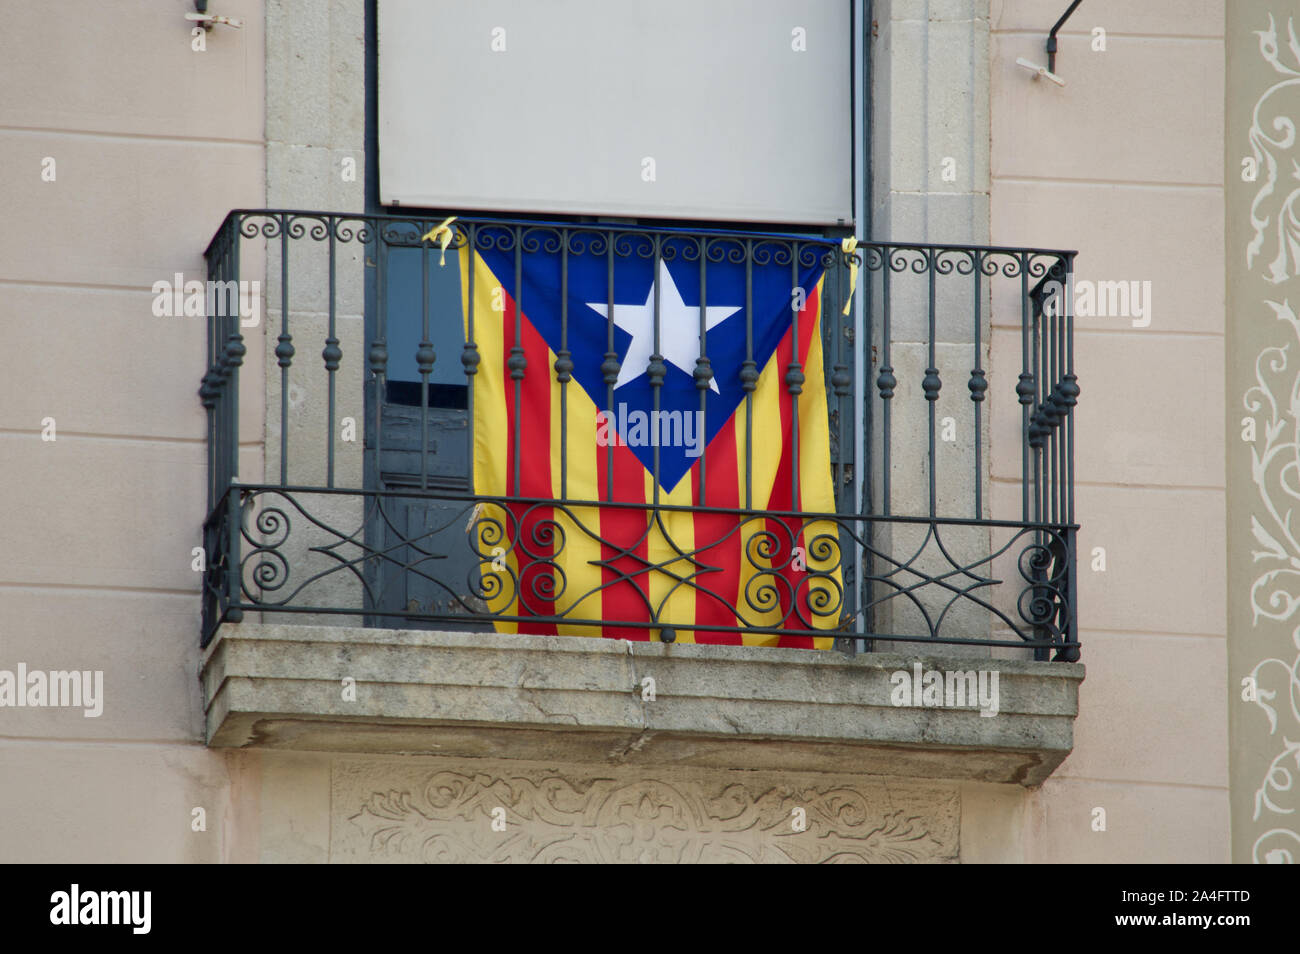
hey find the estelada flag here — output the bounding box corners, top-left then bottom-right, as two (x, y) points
(459, 228), (842, 648)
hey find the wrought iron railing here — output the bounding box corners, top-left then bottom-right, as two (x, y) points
(200, 210), (1078, 660)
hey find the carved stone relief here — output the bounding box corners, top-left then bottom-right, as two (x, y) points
(331, 758), (960, 863)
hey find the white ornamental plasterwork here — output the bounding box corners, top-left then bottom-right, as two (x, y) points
(1247, 15), (1300, 284)
(1242, 14), (1300, 865)
(341, 770), (958, 864)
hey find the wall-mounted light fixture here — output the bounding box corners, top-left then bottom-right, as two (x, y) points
(186, 0), (243, 31)
(1015, 0), (1083, 88)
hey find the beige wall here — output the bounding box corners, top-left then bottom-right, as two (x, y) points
(0, 0), (265, 861)
(989, 0), (1229, 861)
(0, 0), (1238, 863)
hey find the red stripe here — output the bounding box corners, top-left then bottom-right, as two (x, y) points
(690, 417), (743, 644)
(502, 292), (556, 635)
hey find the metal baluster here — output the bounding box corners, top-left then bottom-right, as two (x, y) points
(923, 248), (941, 520)
(224, 224), (245, 622)
(648, 236), (665, 506)
(371, 221), (388, 492)
(1037, 261), (1051, 659)
(1034, 264), (1045, 526)
(323, 219), (340, 488)
(1016, 254), (1034, 523)
(202, 229), (219, 508)
(878, 257), (899, 519)
(1051, 264), (1067, 646)
(462, 223), (478, 492)
(215, 230), (227, 503)
(858, 245), (873, 641)
(227, 225), (244, 492)
(509, 230), (525, 497)
(694, 238), (710, 506)
(226, 481), (242, 623)
(970, 252), (986, 519)
(1045, 265), (1055, 527)
(277, 218), (293, 486)
(1055, 261), (1066, 527)
(832, 246), (853, 507)
(859, 248), (872, 517)
(1062, 253), (1078, 525)
(214, 239), (227, 502)
(741, 242), (757, 510)
(1062, 253), (1079, 661)
(200, 238), (217, 509)
(878, 252), (899, 514)
(418, 234), (434, 491)
(556, 232), (573, 501)
(601, 241), (618, 501)
(787, 244), (804, 505)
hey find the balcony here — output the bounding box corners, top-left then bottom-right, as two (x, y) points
(198, 210), (1082, 784)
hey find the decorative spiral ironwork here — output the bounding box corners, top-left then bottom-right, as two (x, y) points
(331, 215), (373, 245)
(243, 503), (291, 548)
(239, 212), (283, 240)
(210, 487), (1075, 653)
(934, 247), (976, 276)
(476, 225), (518, 253)
(245, 547), (291, 592)
(751, 239), (794, 268)
(704, 236), (747, 265)
(670, 235), (704, 263)
(565, 229), (610, 257)
(520, 225), (563, 256)
(521, 561), (567, 609)
(613, 231), (656, 260)
(857, 246), (884, 271)
(807, 532), (844, 571)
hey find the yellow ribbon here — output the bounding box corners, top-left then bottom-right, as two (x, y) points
(421, 216), (458, 266)
(841, 236), (858, 316)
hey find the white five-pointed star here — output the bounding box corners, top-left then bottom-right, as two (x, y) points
(586, 259), (741, 393)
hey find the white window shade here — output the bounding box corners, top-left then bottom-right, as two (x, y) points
(378, 0), (853, 225)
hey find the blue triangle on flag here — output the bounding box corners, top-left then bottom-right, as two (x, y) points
(475, 233), (826, 490)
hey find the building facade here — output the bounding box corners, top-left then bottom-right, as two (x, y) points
(0, 0), (1266, 863)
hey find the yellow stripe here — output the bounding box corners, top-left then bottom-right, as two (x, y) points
(461, 247), (516, 632)
(551, 347), (604, 636)
(736, 313), (788, 645)
(732, 280), (840, 649)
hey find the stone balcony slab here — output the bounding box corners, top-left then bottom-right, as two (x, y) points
(201, 623), (1083, 786)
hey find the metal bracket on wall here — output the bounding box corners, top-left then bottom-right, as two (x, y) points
(1047, 0), (1084, 73)
(187, 0), (243, 31)
(1014, 0), (1083, 88)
